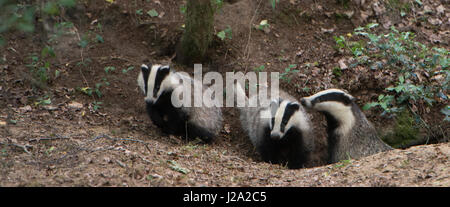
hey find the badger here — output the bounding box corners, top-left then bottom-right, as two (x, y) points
(137, 64), (223, 142)
(300, 89), (392, 163)
(234, 82), (314, 169)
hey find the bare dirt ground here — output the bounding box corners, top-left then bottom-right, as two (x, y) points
(0, 0), (448, 186)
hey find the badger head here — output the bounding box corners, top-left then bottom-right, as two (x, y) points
(269, 98), (310, 140)
(137, 64), (176, 104)
(300, 89), (356, 135)
(300, 89), (355, 112)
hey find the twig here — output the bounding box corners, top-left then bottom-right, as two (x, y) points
(88, 134), (152, 153)
(88, 134), (147, 144)
(57, 56), (139, 67)
(138, 20), (183, 25)
(64, 18), (91, 95)
(243, 0), (264, 73)
(115, 159), (127, 168)
(0, 142), (32, 154)
(28, 135), (70, 143)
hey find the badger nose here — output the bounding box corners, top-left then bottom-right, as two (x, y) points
(300, 98), (307, 107)
(270, 132), (282, 140)
(145, 99), (154, 105)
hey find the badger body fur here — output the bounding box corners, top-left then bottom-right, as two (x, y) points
(235, 83), (314, 169)
(300, 89), (392, 163)
(137, 64), (222, 142)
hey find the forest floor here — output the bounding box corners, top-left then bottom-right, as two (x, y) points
(0, 0), (449, 186)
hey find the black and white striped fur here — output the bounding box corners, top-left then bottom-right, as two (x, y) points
(235, 83), (314, 169)
(137, 64), (223, 142)
(300, 89), (392, 163)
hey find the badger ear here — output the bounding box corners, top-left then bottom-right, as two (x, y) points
(141, 64), (149, 70)
(160, 65), (170, 72)
(158, 66), (171, 79)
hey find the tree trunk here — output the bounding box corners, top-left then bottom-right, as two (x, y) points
(176, 0), (215, 65)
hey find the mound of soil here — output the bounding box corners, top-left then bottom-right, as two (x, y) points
(0, 0), (448, 186)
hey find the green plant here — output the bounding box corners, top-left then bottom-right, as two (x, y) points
(26, 45), (57, 88)
(92, 101), (103, 111)
(270, 0), (279, 9)
(256, 20), (270, 31)
(332, 67), (343, 77)
(168, 160), (189, 174)
(381, 109), (420, 148)
(280, 64), (299, 83)
(34, 96), (52, 106)
(104, 66), (116, 74)
(0, 1), (35, 45)
(48, 21), (75, 43)
(45, 146), (56, 156)
(216, 26), (232, 41)
(147, 9), (158, 17)
(122, 66), (135, 74)
(334, 156), (352, 168)
(254, 65), (265, 72)
(179, 5), (187, 14)
(441, 105), (450, 121)
(335, 23), (449, 115)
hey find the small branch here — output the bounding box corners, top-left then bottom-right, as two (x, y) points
(88, 134), (147, 144)
(28, 135), (70, 143)
(88, 134), (152, 153)
(57, 56), (139, 67)
(243, 0), (264, 73)
(0, 142), (32, 154)
(138, 20), (183, 25)
(115, 159), (127, 168)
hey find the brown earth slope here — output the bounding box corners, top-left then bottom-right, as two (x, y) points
(0, 0), (448, 186)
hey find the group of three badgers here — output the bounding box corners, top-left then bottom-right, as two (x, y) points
(137, 64), (392, 169)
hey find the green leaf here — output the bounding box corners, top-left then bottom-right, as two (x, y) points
(179, 5), (186, 14)
(400, 10), (406, 17)
(399, 75), (405, 83)
(362, 102), (379, 111)
(270, 0), (279, 9)
(168, 160), (189, 174)
(217, 31), (226, 40)
(366, 23), (379, 29)
(441, 106), (450, 121)
(414, 0), (423, 6)
(147, 9), (158, 17)
(42, 98), (52, 105)
(95, 34), (104, 43)
(224, 26), (232, 39)
(43, 2), (60, 15)
(104, 66), (115, 73)
(58, 0), (76, 8)
(41, 46), (55, 58)
(55, 70), (60, 78)
(78, 38), (89, 48)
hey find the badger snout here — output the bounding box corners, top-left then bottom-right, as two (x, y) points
(270, 132), (283, 140)
(145, 98), (154, 105)
(300, 98), (309, 108)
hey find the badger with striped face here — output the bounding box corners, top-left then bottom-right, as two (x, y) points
(300, 89), (392, 163)
(235, 83), (314, 169)
(137, 64), (223, 142)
